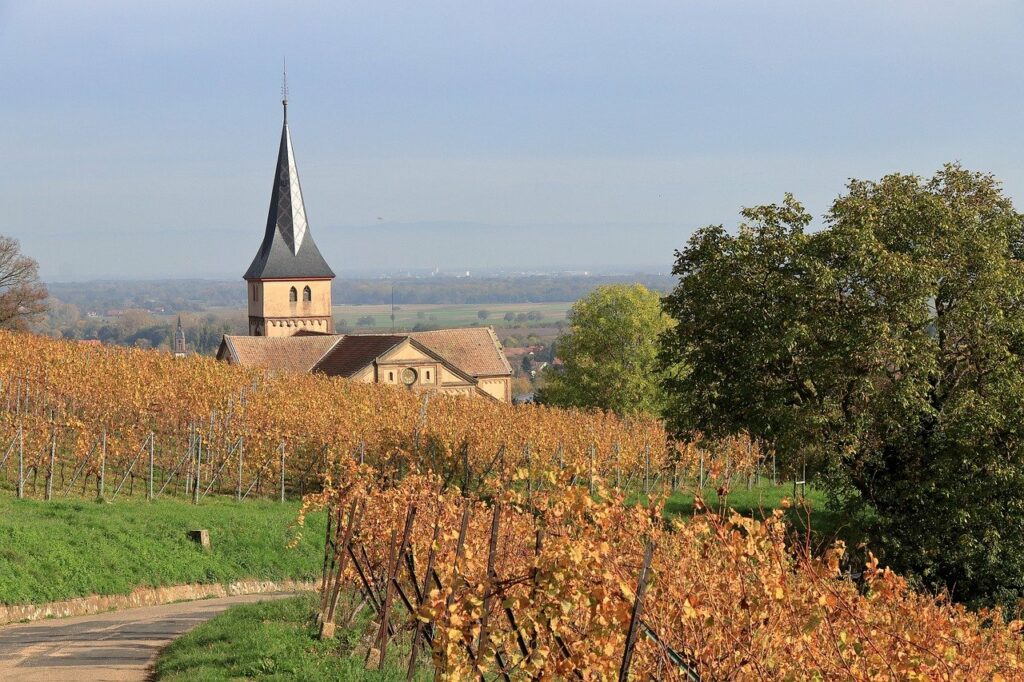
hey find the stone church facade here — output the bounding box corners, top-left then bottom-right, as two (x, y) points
(218, 94), (512, 401)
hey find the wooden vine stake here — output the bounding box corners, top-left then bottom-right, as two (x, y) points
(318, 502), (337, 620)
(478, 503), (510, 679)
(320, 499), (361, 638)
(372, 504), (417, 670)
(407, 516), (441, 680)
(619, 540), (656, 682)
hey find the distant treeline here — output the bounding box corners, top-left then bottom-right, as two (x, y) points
(46, 274), (676, 314)
(339, 274), (675, 305)
(46, 279), (239, 314)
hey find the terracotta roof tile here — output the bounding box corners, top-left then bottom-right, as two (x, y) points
(313, 335), (406, 378)
(222, 334), (341, 373)
(411, 327), (512, 377)
(220, 327), (511, 380)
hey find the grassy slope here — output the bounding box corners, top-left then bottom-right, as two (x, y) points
(0, 496), (325, 605)
(155, 594), (430, 681)
(634, 482), (864, 550)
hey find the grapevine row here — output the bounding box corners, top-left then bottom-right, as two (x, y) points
(0, 331), (755, 501)
(309, 469), (1024, 680)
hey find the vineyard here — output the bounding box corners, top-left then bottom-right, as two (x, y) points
(0, 331), (747, 503)
(309, 470), (1024, 681)
(4, 331), (1018, 679)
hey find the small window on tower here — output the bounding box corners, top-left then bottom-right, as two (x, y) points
(303, 286), (312, 302)
(289, 287), (298, 303)
(252, 285), (257, 301)
(425, 370), (431, 382)
(388, 371), (394, 382)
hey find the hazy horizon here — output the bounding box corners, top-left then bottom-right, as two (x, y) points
(4, 1), (1024, 280)
(37, 222), (681, 282)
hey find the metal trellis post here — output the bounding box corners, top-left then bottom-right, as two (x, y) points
(99, 430), (106, 499)
(44, 429), (55, 501)
(16, 425), (24, 499)
(237, 437), (243, 502)
(192, 432), (201, 505)
(279, 442), (285, 503)
(147, 432), (154, 500)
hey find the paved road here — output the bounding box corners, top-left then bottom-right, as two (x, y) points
(0, 593), (294, 681)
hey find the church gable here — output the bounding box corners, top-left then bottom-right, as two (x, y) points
(376, 339), (477, 387)
(410, 328), (513, 378)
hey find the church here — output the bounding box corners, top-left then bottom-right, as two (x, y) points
(216, 93), (512, 402)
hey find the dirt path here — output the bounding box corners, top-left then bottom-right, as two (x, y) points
(0, 593), (293, 681)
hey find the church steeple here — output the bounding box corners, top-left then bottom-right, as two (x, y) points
(173, 316), (187, 357)
(243, 84), (335, 280)
(244, 78), (335, 338)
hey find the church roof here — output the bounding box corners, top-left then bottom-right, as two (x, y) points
(218, 334), (342, 373)
(410, 328), (513, 377)
(244, 100), (335, 281)
(312, 335), (406, 377)
(218, 328), (512, 380)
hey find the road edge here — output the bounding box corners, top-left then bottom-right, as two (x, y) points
(0, 579), (318, 627)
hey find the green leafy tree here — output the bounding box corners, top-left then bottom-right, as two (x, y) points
(540, 284), (672, 415)
(661, 165), (1024, 605)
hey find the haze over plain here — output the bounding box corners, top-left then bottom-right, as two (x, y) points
(1, 1), (1021, 280)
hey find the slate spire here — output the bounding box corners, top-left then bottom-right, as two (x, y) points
(173, 316), (187, 357)
(244, 85), (335, 281)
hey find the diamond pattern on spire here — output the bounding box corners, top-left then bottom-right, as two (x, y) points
(243, 106), (335, 281)
(284, 129), (307, 254)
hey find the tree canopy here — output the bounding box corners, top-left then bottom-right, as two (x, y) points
(540, 284), (672, 416)
(0, 236), (47, 330)
(661, 165), (1024, 605)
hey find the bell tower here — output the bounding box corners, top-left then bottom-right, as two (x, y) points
(244, 75), (335, 337)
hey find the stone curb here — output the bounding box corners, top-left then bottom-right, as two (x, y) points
(0, 579), (319, 627)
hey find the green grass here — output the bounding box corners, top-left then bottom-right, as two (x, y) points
(154, 594), (429, 681)
(629, 480), (864, 550)
(0, 495), (325, 605)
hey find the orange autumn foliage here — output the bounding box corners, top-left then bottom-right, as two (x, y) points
(306, 471), (1024, 680)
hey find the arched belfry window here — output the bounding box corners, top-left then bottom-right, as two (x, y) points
(289, 287), (298, 303)
(303, 286), (312, 302)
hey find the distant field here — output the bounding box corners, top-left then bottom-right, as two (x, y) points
(333, 301), (571, 333)
(158, 301), (573, 340)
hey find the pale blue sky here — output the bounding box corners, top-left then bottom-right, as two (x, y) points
(2, 1), (1022, 280)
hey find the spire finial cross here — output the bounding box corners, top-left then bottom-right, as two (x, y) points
(281, 58), (289, 123)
